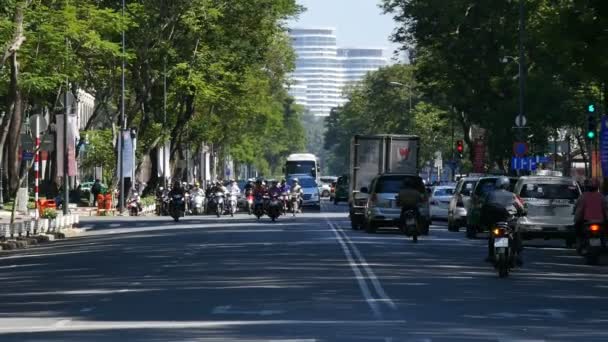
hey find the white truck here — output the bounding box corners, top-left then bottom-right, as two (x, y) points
(349, 135), (421, 229)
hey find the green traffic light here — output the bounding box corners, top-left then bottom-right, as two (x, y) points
(588, 104), (596, 113)
(587, 131), (596, 139)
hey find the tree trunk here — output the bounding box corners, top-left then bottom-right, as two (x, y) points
(7, 52), (22, 194)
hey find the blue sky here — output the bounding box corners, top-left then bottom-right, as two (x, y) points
(291, 0), (400, 55)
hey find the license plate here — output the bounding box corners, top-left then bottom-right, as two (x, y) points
(494, 238), (509, 248)
(590, 238), (601, 247)
(406, 218), (415, 225)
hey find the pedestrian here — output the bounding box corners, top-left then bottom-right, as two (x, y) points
(91, 179), (102, 207)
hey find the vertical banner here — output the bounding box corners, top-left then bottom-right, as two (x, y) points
(600, 115), (608, 177)
(156, 141), (171, 179)
(121, 130), (133, 178)
(56, 114), (78, 177)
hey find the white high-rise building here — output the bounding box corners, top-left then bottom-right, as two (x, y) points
(288, 28), (388, 117)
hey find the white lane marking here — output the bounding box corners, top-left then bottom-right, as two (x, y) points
(333, 224), (397, 310)
(325, 219), (383, 319)
(211, 305), (284, 316)
(79, 307), (95, 313)
(54, 319), (71, 327)
(0, 319), (406, 334)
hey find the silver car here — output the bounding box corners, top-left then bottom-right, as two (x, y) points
(447, 177), (479, 232)
(288, 176), (321, 210)
(430, 185), (455, 220)
(513, 176), (581, 247)
(362, 174), (430, 233)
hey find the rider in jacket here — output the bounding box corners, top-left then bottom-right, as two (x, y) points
(575, 179), (608, 246)
(482, 176), (525, 264)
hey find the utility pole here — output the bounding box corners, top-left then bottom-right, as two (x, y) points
(63, 78), (69, 215)
(118, 0), (126, 213)
(163, 59), (167, 188)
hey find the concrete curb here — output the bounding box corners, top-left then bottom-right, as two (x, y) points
(0, 214), (84, 254)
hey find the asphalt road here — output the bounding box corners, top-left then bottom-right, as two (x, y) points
(0, 201), (607, 341)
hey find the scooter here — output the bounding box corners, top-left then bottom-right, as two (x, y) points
(226, 192), (238, 217)
(190, 192), (205, 215)
(290, 192), (300, 217)
(267, 194), (282, 222)
(253, 194), (266, 220)
(170, 193), (185, 222)
(128, 191), (142, 216)
(400, 209), (419, 243)
(578, 221), (606, 265)
(211, 192), (225, 218)
(491, 222), (518, 277)
(245, 190), (254, 215)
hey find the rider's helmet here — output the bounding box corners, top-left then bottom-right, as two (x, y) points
(173, 181), (181, 189)
(281, 178), (286, 185)
(495, 176), (510, 191)
(230, 179), (236, 184)
(195, 182), (200, 188)
(271, 180), (279, 186)
(292, 178), (299, 184)
(255, 179), (262, 185)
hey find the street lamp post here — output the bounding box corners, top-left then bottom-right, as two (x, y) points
(389, 81), (412, 114)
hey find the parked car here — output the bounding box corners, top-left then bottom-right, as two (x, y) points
(430, 185), (455, 220)
(362, 174), (430, 234)
(332, 175), (349, 204)
(287, 175), (320, 210)
(513, 175), (581, 247)
(448, 176), (480, 232)
(319, 176), (337, 198)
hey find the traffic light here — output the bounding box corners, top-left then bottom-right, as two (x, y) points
(456, 140), (464, 158)
(587, 103), (596, 140)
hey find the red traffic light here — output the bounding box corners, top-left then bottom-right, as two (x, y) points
(456, 140), (464, 153)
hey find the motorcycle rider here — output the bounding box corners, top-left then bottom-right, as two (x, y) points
(253, 179), (267, 197)
(280, 179), (291, 193)
(169, 181), (185, 197)
(227, 179), (241, 196)
(575, 179), (608, 250)
(482, 176), (525, 264)
(397, 177), (425, 230)
(268, 180), (282, 197)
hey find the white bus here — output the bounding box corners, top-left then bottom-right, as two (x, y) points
(284, 153), (320, 182)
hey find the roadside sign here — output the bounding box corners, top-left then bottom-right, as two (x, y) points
(600, 115), (608, 176)
(513, 142), (528, 157)
(22, 151), (34, 161)
(511, 156), (551, 171)
(515, 115), (527, 127)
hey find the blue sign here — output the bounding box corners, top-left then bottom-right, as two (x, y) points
(22, 151), (34, 161)
(511, 156), (551, 171)
(600, 115), (608, 176)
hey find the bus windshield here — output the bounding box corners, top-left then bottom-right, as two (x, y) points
(286, 161), (316, 177)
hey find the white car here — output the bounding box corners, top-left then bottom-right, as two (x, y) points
(430, 185), (455, 220)
(319, 176), (337, 198)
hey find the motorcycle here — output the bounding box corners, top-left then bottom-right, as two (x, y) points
(279, 192), (290, 215)
(170, 193), (185, 222)
(128, 191), (142, 216)
(245, 190), (254, 215)
(290, 192), (300, 217)
(491, 221), (518, 277)
(210, 192), (225, 218)
(253, 194), (266, 220)
(226, 192), (238, 217)
(267, 194), (282, 222)
(400, 209), (419, 243)
(190, 192), (205, 215)
(579, 221), (606, 265)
